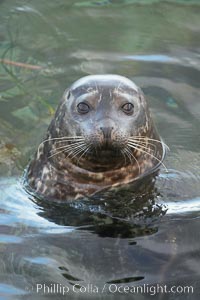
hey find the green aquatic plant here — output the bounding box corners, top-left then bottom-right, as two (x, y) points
(0, 45), (57, 121)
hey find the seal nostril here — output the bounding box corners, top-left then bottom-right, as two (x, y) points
(100, 127), (113, 139)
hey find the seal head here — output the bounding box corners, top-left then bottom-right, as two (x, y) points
(25, 75), (165, 201)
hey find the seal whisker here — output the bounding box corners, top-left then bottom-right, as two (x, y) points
(127, 142), (168, 172)
(50, 142), (85, 153)
(129, 137), (158, 148)
(129, 138), (157, 152)
(130, 137), (170, 151)
(55, 138), (84, 144)
(42, 136), (84, 143)
(69, 144), (90, 162)
(120, 149), (127, 166)
(128, 141), (155, 153)
(48, 143), (85, 158)
(48, 149), (68, 159)
(54, 138), (84, 144)
(122, 148), (132, 164)
(77, 144), (92, 163)
(67, 144), (88, 160)
(124, 147), (141, 174)
(37, 136), (84, 156)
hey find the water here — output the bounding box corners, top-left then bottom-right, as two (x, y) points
(0, 0), (200, 299)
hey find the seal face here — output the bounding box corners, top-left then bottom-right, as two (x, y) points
(25, 75), (166, 201)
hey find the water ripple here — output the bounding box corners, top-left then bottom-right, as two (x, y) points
(0, 178), (73, 234)
(166, 197), (200, 216)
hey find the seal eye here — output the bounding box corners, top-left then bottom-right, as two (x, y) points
(77, 102), (90, 114)
(121, 103), (134, 115)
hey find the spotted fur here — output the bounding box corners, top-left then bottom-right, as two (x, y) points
(24, 75), (165, 201)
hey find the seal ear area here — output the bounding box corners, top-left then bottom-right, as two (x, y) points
(137, 88), (149, 108)
(137, 87), (144, 103)
(63, 89), (71, 100)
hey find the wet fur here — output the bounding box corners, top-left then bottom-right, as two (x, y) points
(25, 75), (166, 201)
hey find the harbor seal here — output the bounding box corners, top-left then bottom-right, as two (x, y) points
(24, 75), (166, 201)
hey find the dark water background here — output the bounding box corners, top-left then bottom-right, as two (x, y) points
(0, 0), (200, 299)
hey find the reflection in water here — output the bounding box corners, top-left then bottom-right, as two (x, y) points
(33, 172), (164, 238)
(0, 0), (200, 298)
(1, 174), (200, 299)
(0, 178), (163, 298)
